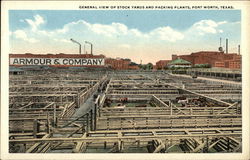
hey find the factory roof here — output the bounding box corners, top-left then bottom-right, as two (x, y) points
(9, 53), (105, 58)
(168, 58), (191, 65)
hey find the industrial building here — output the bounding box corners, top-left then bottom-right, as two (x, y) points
(105, 58), (139, 70)
(9, 53), (137, 70)
(156, 60), (170, 70)
(156, 51), (241, 70)
(167, 58), (192, 68)
(174, 51), (241, 69)
(156, 39), (241, 70)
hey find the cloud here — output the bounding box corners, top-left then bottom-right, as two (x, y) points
(218, 21), (227, 25)
(233, 21), (241, 24)
(37, 30), (54, 36)
(149, 26), (184, 42)
(50, 19), (233, 44)
(53, 19), (180, 42)
(55, 21), (88, 34)
(91, 22), (128, 37)
(10, 15), (240, 61)
(13, 30), (38, 43)
(55, 20), (130, 37)
(119, 44), (131, 49)
(190, 19), (227, 35)
(53, 38), (71, 43)
(25, 14), (45, 31)
(130, 29), (144, 37)
(15, 15), (186, 45)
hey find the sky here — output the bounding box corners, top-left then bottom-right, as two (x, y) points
(9, 10), (241, 64)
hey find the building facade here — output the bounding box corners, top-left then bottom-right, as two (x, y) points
(9, 53), (140, 70)
(105, 58), (132, 70)
(174, 51), (241, 69)
(9, 53), (106, 67)
(155, 60), (170, 70)
(168, 58), (192, 68)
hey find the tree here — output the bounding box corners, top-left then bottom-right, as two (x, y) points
(129, 62), (138, 66)
(124, 58), (131, 62)
(138, 64), (146, 70)
(146, 63), (153, 70)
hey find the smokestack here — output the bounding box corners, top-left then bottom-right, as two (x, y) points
(226, 38), (228, 54)
(238, 45), (240, 55)
(90, 44), (93, 55)
(218, 37), (223, 52)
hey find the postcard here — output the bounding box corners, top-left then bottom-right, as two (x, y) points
(1, 1), (249, 160)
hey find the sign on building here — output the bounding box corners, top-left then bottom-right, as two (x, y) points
(9, 58), (105, 66)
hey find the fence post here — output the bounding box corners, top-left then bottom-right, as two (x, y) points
(90, 109), (93, 131)
(33, 119), (38, 138)
(53, 104), (57, 127)
(170, 101), (173, 115)
(94, 104), (97, 130)
(86, 113), (89, 133)
(46, 112), (50, 134)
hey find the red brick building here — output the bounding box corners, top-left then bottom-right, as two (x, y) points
(214, 62), (225, 68)
(105, 58), (131, 70)
(9, 53), (105, 59)
(155, 60), (170, 70)
(175, 51), (241, 69)
(9, 53), (140, 70)
(9, 53), (106, 67)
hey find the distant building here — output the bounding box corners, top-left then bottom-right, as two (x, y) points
(105, 58), (131, 70)
(168, 58), (192, 68)
(9, 53), (106, 67)
(155, 60), (170, 70)
(214, 62), (225, 68)
(9, 53), (139, 70)
(172, 54), (178, 61)
(10, 53), (105, 59)
(173, 51), (241, 69)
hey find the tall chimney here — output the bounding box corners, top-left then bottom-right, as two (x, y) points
(238, 45), (240, 55)
(226, 38), (228, 54)
(218, 37), (223, 52)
